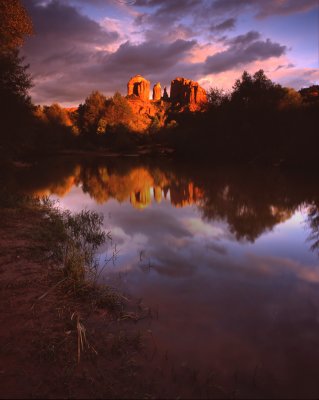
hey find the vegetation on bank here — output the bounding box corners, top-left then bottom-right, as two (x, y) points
(0, 0), (318, 165)
(0, 183), (126, 312)
(0, 189), (169, 398)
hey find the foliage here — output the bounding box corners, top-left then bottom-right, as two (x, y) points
(77, 91), (134, 136)
(42, 202), (108, 285)
(231, 69), (284, 108)
(103, 92), (134, 129)
(0, 0), (33, 145)
(35, 104), (73, 127)
(277, 87), (302, 110)
(207, 87), (230, 108)
(299, 85), (319, 103)
(0, 0), (33, 52)
(77, 91), (107, 135)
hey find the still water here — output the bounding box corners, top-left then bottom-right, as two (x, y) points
(11, 156), (319, 397)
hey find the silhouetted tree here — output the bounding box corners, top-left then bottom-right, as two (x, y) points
(231, 69), (283, 109)
(299, 85), (319, 103)
(277, 87), (302, 110)
(207, 87), (230, 108)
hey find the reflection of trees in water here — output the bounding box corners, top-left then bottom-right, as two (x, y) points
(306, 205), (319, 254)
(198, 175), (297, 242)
(12, 157), (319, 243)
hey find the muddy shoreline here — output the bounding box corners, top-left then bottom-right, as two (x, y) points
(0, 202), (228, 399)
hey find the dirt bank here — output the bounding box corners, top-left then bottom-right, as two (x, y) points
(0, 204), (160, 398)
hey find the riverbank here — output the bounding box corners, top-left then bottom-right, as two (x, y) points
(0, 199), (156, 398)
(0, 196), (228, 399)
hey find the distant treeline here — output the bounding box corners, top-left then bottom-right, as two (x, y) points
(156, 71), (319, 167)
(0, 0), (318, 166)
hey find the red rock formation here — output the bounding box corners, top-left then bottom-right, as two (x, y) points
(127, 75), (150, 101)
(163, 86), (169, 101)
(153, 82), (162, 101)
(170, 77), (207, 109)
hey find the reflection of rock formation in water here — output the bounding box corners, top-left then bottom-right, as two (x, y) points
(19, 158), (318, 243)
(130, 190), (151, 209)
(170, 182), (203, 208)
(31, 165), (81, 198)
(154, 187), (162, 203)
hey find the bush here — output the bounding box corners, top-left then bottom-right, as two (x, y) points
(42, 202), (108, 285)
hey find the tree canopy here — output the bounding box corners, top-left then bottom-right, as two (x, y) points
(0, 0), (33, 52)
(231, 69), (284, 108)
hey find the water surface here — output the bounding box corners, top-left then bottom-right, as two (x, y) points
(11, 157), (319, 397)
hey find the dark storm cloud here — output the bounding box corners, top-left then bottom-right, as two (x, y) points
(133, 0), (318, 31)
(225, 31), (261, 46)
(25, 0), (118, 44)
(210, 18), (236, 32)
(203, 33), (287, 74)
(132, 0), (204, 40)
(275, 63), (295, 71)
(22, 0), (119, 77)
(99, 39), (196, 72)
(211, 0), (318, 18)
(131, 0), (318, 44)
(20, 0), (296, 104)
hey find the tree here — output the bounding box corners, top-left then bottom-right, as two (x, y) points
(0, 0), (33, 52)
(207, 87), (230, 108)
(38, 104), (73, 127)
(299, 85), (319, 103)
(77, 91), (107, 135)
(231, 69), (284, 109)
(103, 92), (133, 128)
(0, 0), (33, 142)
(77, 91), (134, 136)
(277, 88), (302, 110)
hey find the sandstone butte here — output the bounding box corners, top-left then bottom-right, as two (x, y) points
(127, 74), (150, 102)
(125, 74), (207, 131)
(153, 82), (162, 101)
(170, 77), (207, 108)
(126, 74), (207, 110)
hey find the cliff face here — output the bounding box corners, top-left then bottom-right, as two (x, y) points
(170, 77), (207, 110)
(127, 75), (150, 101)
(153, 83), (162, 101)
(125, 74), (207, 131)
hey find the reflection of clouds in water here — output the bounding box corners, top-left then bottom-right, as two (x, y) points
(52, 183), (319, 286)
(183, 217), (225, 238)
(205, 242), (228, 255)
(19, 159), (319, 395)
(244, 253), (319, 284)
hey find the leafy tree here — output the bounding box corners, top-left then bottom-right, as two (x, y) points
(77, 91), (134, 136)
(0, 0), (33, 52)
(77, 91), (107, 135)
(231, 69), (284, 108)
(207, 87), (230, 108)
(37, 103), (73, 127)
(103, 92), (133, 128)
(299, 85), (319, 103)
(0, 0), (33, 143)
(277, 87), (302, 110)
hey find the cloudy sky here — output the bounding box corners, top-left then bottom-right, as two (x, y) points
(21, 0), (319, 106)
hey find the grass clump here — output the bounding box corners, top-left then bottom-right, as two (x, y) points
(40, 199), (109, 287)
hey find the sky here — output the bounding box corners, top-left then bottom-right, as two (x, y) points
(21, 0), (319, 106)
